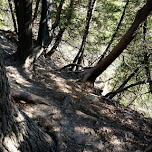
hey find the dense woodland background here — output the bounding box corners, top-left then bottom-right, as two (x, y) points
(0, 0), (152, 151)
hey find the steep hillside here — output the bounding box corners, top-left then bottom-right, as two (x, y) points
(1, 32), (152, 152)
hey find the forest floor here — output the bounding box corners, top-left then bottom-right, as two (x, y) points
(1, 31), (152, 152)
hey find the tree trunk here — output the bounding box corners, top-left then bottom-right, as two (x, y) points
(0, 51), (55, 152)
(104, 80), (152, 96)
(144, 53), (152, 93)
(13, 0), (33, 65)
(143, 20), (152, 93)
(82, 0), (152, 85)
(33, 0), (41, 23)
(51, 0), (65, 30)
(13, 0), (19, 31)
(72, 0), (97, 71)
(45, 0), (74, 58)
(25, 0), (52, 70)
(37, 0), (50, 47)
(8, 0), (18, 33)
(45, 27), (65, 57)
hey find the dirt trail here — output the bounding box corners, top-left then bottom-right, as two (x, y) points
(1, 33), (152, 152)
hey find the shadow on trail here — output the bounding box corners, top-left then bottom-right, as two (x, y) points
(1, 32), (152, 152)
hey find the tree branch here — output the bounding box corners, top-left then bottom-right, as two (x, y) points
(105, 80), (152, 98)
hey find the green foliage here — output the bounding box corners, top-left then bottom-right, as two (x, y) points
(0, 0), (5, 28)
(0, 0), (14, 30)
(111, 10), (152, 117)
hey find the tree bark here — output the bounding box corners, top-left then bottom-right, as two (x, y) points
(25, 0), (52, 69)
(82, 0), (152, 85)
(37, 0), (50, 47)
(13, 0), (19, 32)
(0, 51), (55, 152)
(8, 0), (18, 33)
(33, 0), (41, 23)
(13, 0), (33, 65)
(143, 20), (152, 93)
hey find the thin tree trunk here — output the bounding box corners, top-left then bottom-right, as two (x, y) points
(37, 0), (50, 47)
(51, 0), (65, 30)
(8, 0), (18, 33)
(33, 0), (41, 23)
(45, 0), (74, 58)
(13, 0), (19, 31)
(143, 20), (152, 93)
(25, 0), (50, 69)
(82, 0), (152, 85)
(72, 0), (97, 71)
(97, 0), (130, 64)
(44, 0), (64, 48)
(45, 27), (65, 57)
(144, 54), (152, 93)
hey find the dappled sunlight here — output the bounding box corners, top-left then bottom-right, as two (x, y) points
(110, 135), (121, 145)
(53, 76), (73, 93)
(74, 126), (95, 135)
(6, 66), (32, 87)
(1, 32), (151, 151)
(3, 137), (18, 152)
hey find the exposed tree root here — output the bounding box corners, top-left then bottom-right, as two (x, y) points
(11, 89), (51, 106)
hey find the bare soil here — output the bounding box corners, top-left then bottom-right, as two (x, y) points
(1, 32), (152, 152)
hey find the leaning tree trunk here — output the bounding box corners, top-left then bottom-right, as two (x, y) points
(51, 0), (65, 30)
(0, 51), (54, 151)
(82, 0), (152, 85)
(33, 0), (41, 23)
(8, 0), (18, 33)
